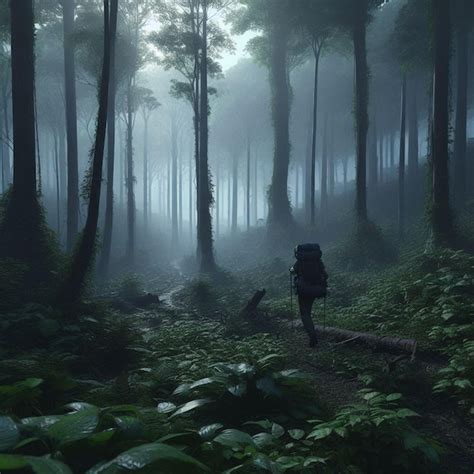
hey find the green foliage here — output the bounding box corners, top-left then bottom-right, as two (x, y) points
(306, 390), (442, 473)
(434, 340), (474, 415)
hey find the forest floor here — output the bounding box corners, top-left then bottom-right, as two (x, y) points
(140, 252), (474, 473)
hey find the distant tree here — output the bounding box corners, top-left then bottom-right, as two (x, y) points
(430, 0), (453, 245)
(297, 0), (335, 226)
(398, 75), (406, 240)
(58, 0), (115, 310)
(151, 0), (232, 271)
(453, 0), (471, 209)
(138, 88), (159, 230)
(234, 0), (305, 229)
(61, 0), (80, 252)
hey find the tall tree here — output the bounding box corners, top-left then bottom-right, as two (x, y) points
(235, 0), (303, 228)
(453, 0), (470, 209)
(61, 0), (80, 252)
(59, 0), (115, 309)
(99, 0), (119, 277)
(430, 0), (453, 244)
(398, 75), (407, 240)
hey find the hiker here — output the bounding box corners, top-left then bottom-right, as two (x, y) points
(290, 244), (328, 347)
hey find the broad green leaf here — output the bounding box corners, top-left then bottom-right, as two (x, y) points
(252, 432), (275, 449)
(213, 429), (256, 449)
(189, 377), (216, 390)
(288, 429), (305, 440)
(307, 427), (333, 440)
(26, 456), (73, 474)
(386, 393), (402, 402)
(0, 454), (28, 470)
(271, 423), (284, 438)
(198, 423), (223, 440)
(0, 417), (20, 451)
(85, 442), (209, 473)
(170, 399), (211, 418)
(21, 416), (62, 431)
(48, 410), (99, 446)
(157, 402), (176, 414)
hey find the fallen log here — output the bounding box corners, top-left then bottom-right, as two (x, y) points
(241, 289), (266, 316)
(314, 325), (417, 357)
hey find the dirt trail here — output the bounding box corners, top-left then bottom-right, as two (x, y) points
(151, 275), (473, 473)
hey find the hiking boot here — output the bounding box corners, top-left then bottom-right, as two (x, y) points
(309, 335), (318, 348)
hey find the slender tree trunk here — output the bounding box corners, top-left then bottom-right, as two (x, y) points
(189, 153), (193, 239)
(295, 163), (300, 210)
(197, 0), (215, 271)
(398, 75), (407, 240)
(369, 111), (378, 188)
(63, 0), (80, 252)
(268, 25), (292, 226)
(454, 0), (468, 208)
(305, 128), (311, 220)
(378, 134), (384, 184)
(98, 0), (118, 276)
(2, 0), (38, 262)
(126, 77), (135, 263)
(253, 151), (258, 224)
(58, 0), (113, 309)
(1, 80), (12, 187)
(407, 76), (419, 180)
(53, 131), (61, 237)
(431, 0), (453, 244)
(171, 115), (178, 242)
(143, 118), (149, 229)
(246, 139), (250, 231)
(390, 131), (395, 169)
(353, 0), (369, 223)
(215, 159), (219, 237)
(321, 116), (328, 224)
(329, 120), (335, 196)
(310, 50), (320, 225)
(232, 152), (238, 233)
(178, 150), (183, 236)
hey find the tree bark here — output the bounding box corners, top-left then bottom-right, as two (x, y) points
(321, 116), (328, 224)
(231, 152), (238, 233)
(197, 0), (215, 272)
(246, 139), (250, 231)
(407, 76), (419, 180)
(353, 0), (369, 223)
(310, 51), (320, 226)
(126, 77), (135, 263)
(8, 0), (37, 227)
(58, 0), (113, 310)
(453, 0), (468, 209)
(431, 0), (453, 244)
(267, 25), (292, 226)
(62, 0), (80, 252)
(171, 115), (178, 241)
(143, 118), (149, 229)
(98, 0), (118, 276)
(398, 75), (407, 241)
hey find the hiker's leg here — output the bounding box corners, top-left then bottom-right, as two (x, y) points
(298, 295), (317, 345)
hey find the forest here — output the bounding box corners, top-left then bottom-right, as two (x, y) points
(0, 0), (473, 472)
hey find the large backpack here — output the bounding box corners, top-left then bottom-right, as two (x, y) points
(294, 243), (327, 299)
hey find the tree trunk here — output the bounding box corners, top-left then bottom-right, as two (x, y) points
(353, 0), (369, 223)
(126, 77), (135, 263)
(189, 153), (193, 239)
(98, 1), (118, 277)
(63, 0), (80, 252)
(197, 0), (215, 272)
(453, 0), (468, 209)
(268, 26), (292, 226)
(253, 151), (258, 224)
(58, 0), (113, 310)
(246, 139), (250, 231)
(53, 131), (61, 237)
(3, 0), (38, 262)
(232, 152), (238, 233)
(310, 51), (320, 225)
(1, 80), (12, 188)
(431, 0), (453, 245)
(398, 75), (407, 241)
(368, 111), (378, 188)
(171, 115), (178, 242)
(329, 120), (335, 196)
(407, 76), (419, 180)
(321, 116), (328, 224)
(143, 118), (149, 229)
(178, 150), (183, 236)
